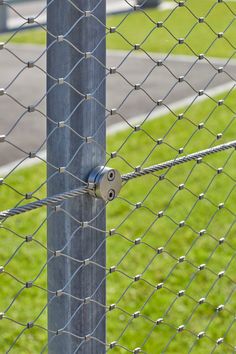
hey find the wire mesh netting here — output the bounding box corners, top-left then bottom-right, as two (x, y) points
(1, 0), (236, 353)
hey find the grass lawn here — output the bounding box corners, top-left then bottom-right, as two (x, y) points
(1, 0), (236, 58)
(1, 86), (236, 353)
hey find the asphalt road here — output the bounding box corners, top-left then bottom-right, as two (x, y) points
(0, 45), (235, 166)
(6, 1), (174, 30)
(6, 0), (140, 29)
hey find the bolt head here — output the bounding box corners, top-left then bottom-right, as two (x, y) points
(108, 189), (116, 201)
(107, 170), (116, 181)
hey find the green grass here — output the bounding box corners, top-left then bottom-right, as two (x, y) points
(2, 0), (236, 58)
(1, 1), (236, 352)
(1, 87), (236, 353)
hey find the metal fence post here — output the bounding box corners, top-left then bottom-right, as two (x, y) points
(47, 1), (106, 353)
(0, 4), (7, 33)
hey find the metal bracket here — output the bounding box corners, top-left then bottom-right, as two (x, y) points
(88, 166), (122, 202)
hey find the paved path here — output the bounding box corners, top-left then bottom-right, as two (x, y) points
(0, 45), (235, 166)
(6, 1), (174, 30)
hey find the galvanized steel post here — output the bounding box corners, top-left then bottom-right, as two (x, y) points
(47, 1), (106, 353)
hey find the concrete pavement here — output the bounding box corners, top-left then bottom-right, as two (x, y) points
(0, 45), (235, 166)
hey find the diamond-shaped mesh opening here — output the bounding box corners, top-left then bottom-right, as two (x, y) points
(0, 0), (236, 352)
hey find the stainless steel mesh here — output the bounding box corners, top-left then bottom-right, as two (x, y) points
(1, 0), (236, 353)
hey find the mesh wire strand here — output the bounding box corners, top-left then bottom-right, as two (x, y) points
(0, 0), (236, 353)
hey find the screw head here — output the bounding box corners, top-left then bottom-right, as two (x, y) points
(107, 170), (116, 181)
(108, 189), (116, 201)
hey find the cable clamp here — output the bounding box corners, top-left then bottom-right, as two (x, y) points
(88, 166), (122, 202)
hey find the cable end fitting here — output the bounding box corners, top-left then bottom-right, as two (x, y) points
(88, 166), (122, 202)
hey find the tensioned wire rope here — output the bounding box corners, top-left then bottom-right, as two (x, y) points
(0, 140), (235, 220)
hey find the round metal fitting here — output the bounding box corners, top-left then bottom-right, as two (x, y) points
(88, 166), (122, 202)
